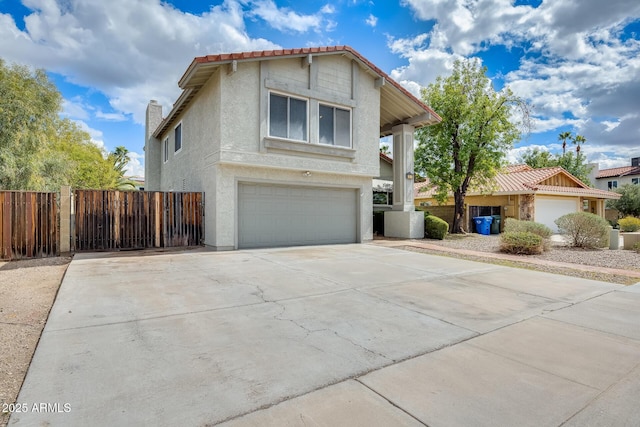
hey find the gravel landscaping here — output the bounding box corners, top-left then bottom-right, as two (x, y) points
(0, 257), (70, 427)
(403, 233), (640, 285)
(424, 233), (639, 270)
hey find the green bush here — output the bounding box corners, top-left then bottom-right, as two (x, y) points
(555, 212), (610, 249)
(424, 215), (449, 240)
(633, 242), (640, 254)
(499, 231), (544, 255)
(503, 218), (552, 251)
(617, 216), (640, 232)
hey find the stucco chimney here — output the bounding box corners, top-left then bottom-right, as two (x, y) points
(145, 100), (163, 190)
(145, 100), (163, 141)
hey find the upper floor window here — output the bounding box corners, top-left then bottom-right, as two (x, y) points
(607, 180), (617, 189)
(632, 178), (639, 185)
(319, 104), (351, 147)
(174, 123), (182, 153)
(269, 93), (307, 141)
(163, 137), (169, 163)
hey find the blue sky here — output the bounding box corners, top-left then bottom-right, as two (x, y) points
(1, 0), (639, 177)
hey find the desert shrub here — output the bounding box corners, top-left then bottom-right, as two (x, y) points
(500, 231), (544, 255)
(504, 218), (552, 238)
(617, 216), (640, 232)
(555, 212), (610, 249)
(424, 215), (449, 240)
(633, 242), (640, 254)
(503, 218), (552, 251)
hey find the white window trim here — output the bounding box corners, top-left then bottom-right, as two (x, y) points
(318, 101), (352, 148)
(267, 91), (309, 143)
(174, 121), (183, 155)
(163, 137), (169, 164)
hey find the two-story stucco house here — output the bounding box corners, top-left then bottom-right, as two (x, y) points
(145, 46), (440, 250)
(591, 157), (640, 191)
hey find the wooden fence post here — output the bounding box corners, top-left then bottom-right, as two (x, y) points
(60, 186), (72, 254)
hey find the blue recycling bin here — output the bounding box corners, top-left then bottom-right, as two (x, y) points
(473, 216), (493, 235)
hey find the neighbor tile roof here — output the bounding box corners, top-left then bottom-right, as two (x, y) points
(414, 164), (620, 199)
(596, 165), (640, 179)
(379, 152), (393, 164)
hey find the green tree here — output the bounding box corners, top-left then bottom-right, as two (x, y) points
(518, 144), (594, 185)
(415, 59), (530, 233)
(519, 147), (555, 169)
(608, 184), (640, 217)
(0, 59), (60, 189)
(379, 144), (390, 155)
(0, 59), (120, 190)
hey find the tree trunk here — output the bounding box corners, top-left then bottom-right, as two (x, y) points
(452, 189), (465, 233)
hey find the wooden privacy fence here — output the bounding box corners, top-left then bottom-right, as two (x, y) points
(74, 190), (204, 251)
(0, 191), (59, 261)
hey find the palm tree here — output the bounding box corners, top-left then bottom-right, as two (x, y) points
(110, 146), (130, 176)
(558, 131), (572, 155)
(572, 134), (586, 153)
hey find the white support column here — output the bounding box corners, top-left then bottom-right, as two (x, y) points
(384, 124), (424, 238)
(391, 124), (416, 212)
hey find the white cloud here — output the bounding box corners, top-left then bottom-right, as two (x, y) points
(124, 151), (145, 177)
(62, 97), (91, 120)
(391, 0), (640, 158)
(247, 0), (335, 33)
(0, 0), (279, 124)
(95, 109), (128, 122)
(365, 14), (377, 27)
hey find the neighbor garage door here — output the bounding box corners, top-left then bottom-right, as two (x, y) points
(238, 183), (357, 249)
(535, 196), (578, 232)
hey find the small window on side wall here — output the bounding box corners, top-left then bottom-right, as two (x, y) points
(163, 138), (169, 163)
(174, 123), (182, 153)
(632, 178), (639, 185)
(608, 180), (617, 189)
(319, 104), (351, 147)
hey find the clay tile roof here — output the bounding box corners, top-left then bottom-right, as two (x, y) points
(596, 165), (640, 179)
(414, 165), (621, 200)
(184, 45), (440, 121)
(379, 152), (393, 164)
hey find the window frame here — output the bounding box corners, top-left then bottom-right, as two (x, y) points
(268, 91), (309, 143)
(174, 122), (182, 154)
(608, 180), (618, 189)
(163, 137), (169, 163)
(318, 102), (352, 148)
(632, 178), (639, 185)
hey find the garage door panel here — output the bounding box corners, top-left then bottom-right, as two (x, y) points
(535, 197), (578, 232)
(238, 183), (357, 249)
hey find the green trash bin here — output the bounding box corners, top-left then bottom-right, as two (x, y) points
(490, 214), (501, 234)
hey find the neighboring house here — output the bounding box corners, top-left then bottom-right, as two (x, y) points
(414, 164), (621, 233)
(145, 46), (440, 250)
(373, 152), (393, 211)
(591, 157), (640, 191)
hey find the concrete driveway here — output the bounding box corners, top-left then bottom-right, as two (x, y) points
(10, 244), (640, 426)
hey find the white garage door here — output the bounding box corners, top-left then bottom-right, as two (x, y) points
(238, 183), (357, 249)
(535, 197), (578, 232)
